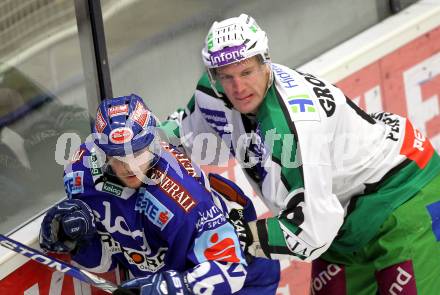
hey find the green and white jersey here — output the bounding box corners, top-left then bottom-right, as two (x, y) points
(161, 63), (440, 261)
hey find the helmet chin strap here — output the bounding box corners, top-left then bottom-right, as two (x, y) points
(262, 62), (273, 101)
(207, 68), (223, 97)
(247, 62), (273, 115)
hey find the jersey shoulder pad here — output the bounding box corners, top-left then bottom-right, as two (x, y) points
(63, 144), (101, 197)
(197, 72), (212, 89)
(148, 157), (213, 215)
(135, 186), (182, 232)
(271, 64), (322, 122)
(294, 69), (345, 119)
(160, 142), (205, 180)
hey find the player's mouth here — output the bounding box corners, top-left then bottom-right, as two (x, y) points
(236, 94), (253, 101)
(122, 175), (143, 188)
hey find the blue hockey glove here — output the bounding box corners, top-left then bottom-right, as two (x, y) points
(116, 270), (190, 295)
(39, 199), (96, 253)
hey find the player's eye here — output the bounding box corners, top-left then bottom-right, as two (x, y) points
(218, 74), (233, 81)
(241, 70), (252, 77)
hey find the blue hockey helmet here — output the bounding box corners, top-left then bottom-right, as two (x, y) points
(93, 94), (158, 157)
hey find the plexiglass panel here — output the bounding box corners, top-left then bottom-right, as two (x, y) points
(0, 0), (94, 233)
(100, 0), (412, 120)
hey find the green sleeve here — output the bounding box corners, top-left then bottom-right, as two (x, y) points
(159, 116), (181, 139)
(158, 95), (195, 143)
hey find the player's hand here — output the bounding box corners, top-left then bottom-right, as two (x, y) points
(39, 199), (96, 253)
(114, 270), (190, 295)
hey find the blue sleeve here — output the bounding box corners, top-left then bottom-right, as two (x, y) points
(62, 146), (119, 273)
(238, 257), (280, 295)
(182, 201), (248, 294)
(207, 173), (281, 295)
(181, 200), (280, 295)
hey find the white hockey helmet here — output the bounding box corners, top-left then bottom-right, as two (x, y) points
(202, 14), (270, 95)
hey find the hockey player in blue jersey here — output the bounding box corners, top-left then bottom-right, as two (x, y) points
(39, 94), (279, 295)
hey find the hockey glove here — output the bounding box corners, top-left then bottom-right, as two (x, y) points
(115, 270), (190, 295)
(228, 208), (254, 259)
(40, 199), (96, 253)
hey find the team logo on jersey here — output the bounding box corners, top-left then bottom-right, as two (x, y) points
(108, 104), (129, 118)
(135, 189), (174, 230)
(109, 127), (134, 144)
(102, 181), (123, 197)
(162, 143), (197, 178)
(298, 71), (336, 117)
(272, 65), (321, 121)
(288, 95), (316, 113)
(95, 109), (107, 133)
(98, 201), (144, 240)
(126, 247), (166, 273)
(195, 205), (226, 232)
(194, 223), (244, 264)
(100, 232), (166, 273)
(370, 112), (400, 141)
(64, 171), (84, 195)
(283, 94), (320, 122)
(150, 168), (197, 213)
(272, 64), (299, 89)
(89, 153), (103, 176)
(400, 120), (434, 169)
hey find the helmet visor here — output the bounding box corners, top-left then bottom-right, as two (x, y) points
(105, 143), (159, 178)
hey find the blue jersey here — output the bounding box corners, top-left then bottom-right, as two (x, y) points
(63, 142), (279, 294)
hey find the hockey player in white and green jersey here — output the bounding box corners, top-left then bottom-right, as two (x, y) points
(160, 14), (440, 294)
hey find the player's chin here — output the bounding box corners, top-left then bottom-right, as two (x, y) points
(235, 101), (257, 114)
(122, 176), (143, 189)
